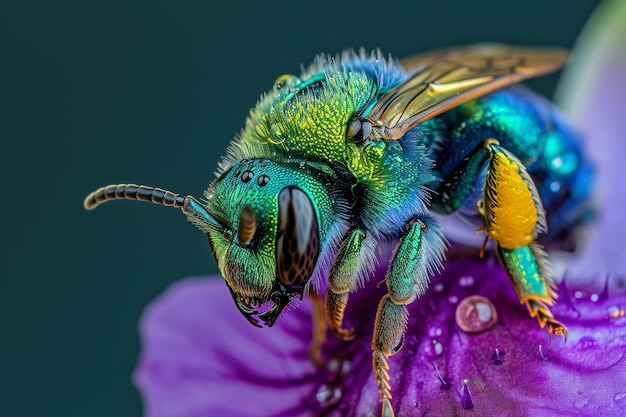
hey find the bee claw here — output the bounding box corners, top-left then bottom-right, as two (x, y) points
(381, 398), (395, 417)
(335, 326), (355, 341)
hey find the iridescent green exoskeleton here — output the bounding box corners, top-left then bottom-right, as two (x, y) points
(84, 45), (594, 417)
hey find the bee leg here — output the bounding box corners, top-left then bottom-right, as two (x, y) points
(372, 295), (407, 417)
(480, 139), (566, 337)
(308, 290), (327, 367)
(496, 243), (567, 337)
(372, 218), (444, 417)
(326, 227), (366, 340)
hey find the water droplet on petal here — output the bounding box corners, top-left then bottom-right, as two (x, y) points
(315, 384), (342, 406)
(448, 295), (459, 304)
(428, 327), (443, 337)
(459, 275), (475, 287)
(316, 384), (332, 403)
(433, 282), (444, 292)
(426, 339), (444, 358)
(590, 293), (599, 302)
(326, 358), (339, 373)
(455, 295), (498, 333)
(574, 290), (584, 299)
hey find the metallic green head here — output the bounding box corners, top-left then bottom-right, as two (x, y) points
(84, 158), (338, 327)
(205, 158), (332, 327)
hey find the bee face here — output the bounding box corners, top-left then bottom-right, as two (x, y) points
(206, 159), (321, 327)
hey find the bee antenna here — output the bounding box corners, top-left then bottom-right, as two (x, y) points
(83, 183), (222, 233)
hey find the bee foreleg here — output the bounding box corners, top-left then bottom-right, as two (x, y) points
(371, 217), (445, 417)
(326, 227), (366, 340)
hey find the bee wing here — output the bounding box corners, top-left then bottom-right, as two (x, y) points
(365, 44), (569, 140)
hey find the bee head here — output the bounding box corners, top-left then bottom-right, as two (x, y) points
(205, 158), (327, 328)
(84, 157), (339, 328)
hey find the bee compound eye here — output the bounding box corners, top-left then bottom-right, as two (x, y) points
(276, 187), (320, 288)
(348, 118), (372, 145)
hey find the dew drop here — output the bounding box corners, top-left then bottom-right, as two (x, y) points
(326, 358), (339, 373)
(574, 290), (584, 299)
(426, 339), (444, 358)
(315, 384), (342, 406)
(433, 282), (444, 292)
(459, 275), (475, 287)
(316, 384), (332, 403)
(448, 295), (459, 304)
(590, 293), (599, 302)
(428, 327), (443, 337)
(455, 295), (498, 333)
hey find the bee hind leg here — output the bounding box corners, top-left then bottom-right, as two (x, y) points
(496, 243), (567, 337)
(372, 217), (445, 417)
(480, 139), (567, 337)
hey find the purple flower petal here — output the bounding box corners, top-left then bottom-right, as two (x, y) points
(134, 254), (626, 417)
(133, 276), (321, 417)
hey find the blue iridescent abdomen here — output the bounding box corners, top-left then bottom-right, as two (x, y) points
(422, 85), (594, 247)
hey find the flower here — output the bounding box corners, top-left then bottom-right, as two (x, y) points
(133, 251), (626, 417)
(133, 2), (626, 416)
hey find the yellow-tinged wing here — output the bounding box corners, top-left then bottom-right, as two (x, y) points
(364, 44), (569, 140)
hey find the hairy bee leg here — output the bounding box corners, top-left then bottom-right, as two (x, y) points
(308, 290), (327, 367)
(371, 218), (443, 417)
(325, 227), (366, 340)
(478, 139), (567, 335)
(496, 243), (567, 337)
(372, 295), (408, 417)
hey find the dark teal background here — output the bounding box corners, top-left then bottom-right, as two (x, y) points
(1, 1), (601, 416)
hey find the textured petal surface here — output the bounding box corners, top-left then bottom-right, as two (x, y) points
(133, 276), (321, 417)
(134, 253), (626, 417)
